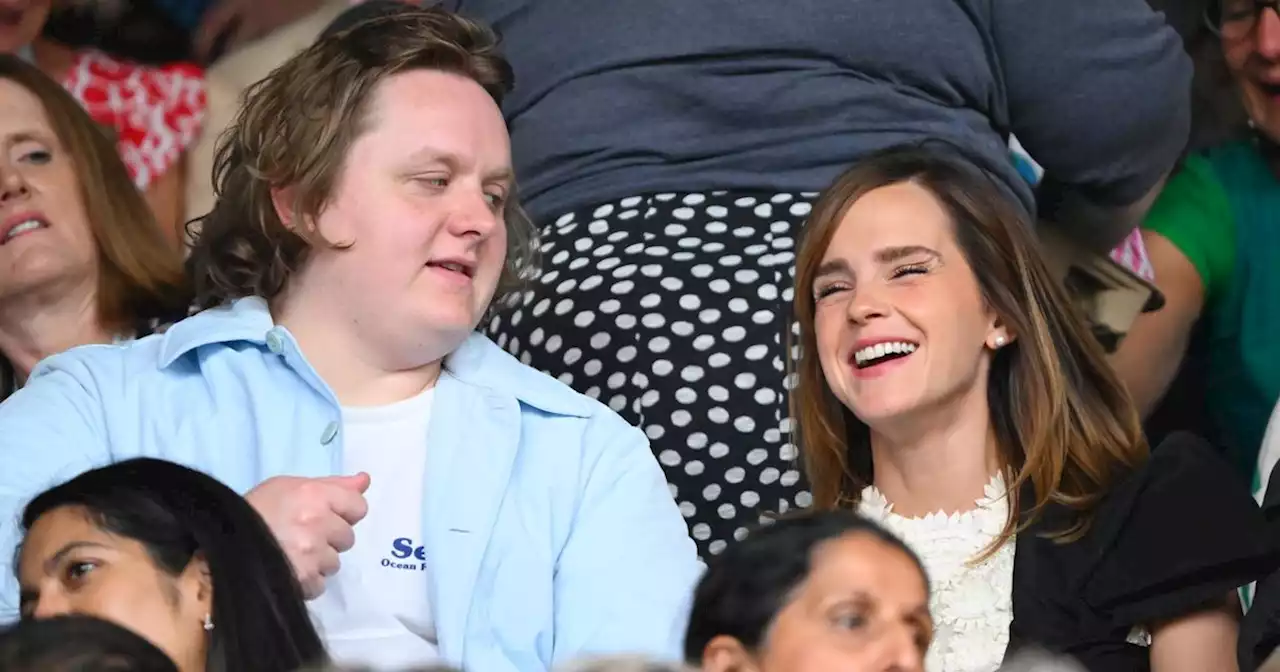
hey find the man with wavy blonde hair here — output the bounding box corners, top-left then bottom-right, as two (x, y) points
(0, 6), (700, 670)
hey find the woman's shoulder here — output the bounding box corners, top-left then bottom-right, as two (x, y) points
(1022, 433), (1277, 625)
(62, 48), (207, 188)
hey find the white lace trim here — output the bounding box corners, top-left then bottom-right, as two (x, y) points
(858, 475), (1013, 672)
(857, 475), (1148, 672)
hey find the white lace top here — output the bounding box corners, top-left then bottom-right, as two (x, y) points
(856, 474), (1149, 672)
(857, 475), (1014, 672)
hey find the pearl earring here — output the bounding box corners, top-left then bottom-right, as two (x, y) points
(203, 613), (214, 632)
(993, 335), (1006, 348)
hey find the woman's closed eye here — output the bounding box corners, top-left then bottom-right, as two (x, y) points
(890, 263), (929, 280)
(814, 282), (850, 300)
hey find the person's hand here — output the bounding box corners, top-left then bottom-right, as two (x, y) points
(245, 473), (371, 599)
(192, 0), (325, 63)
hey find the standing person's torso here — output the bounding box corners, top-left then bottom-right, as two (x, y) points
(447, 0), (1027, 221)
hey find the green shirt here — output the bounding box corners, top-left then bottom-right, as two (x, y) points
(1144, 140), (1280, 489)
(1144, 155), (1236, 306)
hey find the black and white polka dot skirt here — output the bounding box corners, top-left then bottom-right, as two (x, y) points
(486, 191), (815, 555)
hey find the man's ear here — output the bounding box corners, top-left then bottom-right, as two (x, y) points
(700, 635), (763, 672)
(270, 186), (299, 231)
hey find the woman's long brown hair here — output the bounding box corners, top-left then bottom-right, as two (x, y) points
(0, 56), (189, 397)
(790, 145), (1147, 550)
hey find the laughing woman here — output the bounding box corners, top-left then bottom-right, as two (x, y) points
(790, 145), (1280, 672)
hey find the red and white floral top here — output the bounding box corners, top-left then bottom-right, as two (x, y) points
(59, 50), (207, 191)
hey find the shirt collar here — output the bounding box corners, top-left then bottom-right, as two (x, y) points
(158, 296), (593, 418)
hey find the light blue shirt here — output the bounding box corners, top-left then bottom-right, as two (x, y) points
(0, 297), (701, 671)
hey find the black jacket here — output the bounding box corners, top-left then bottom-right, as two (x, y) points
(1240, 458), (1280, 671)
(1006, 433), (1278, 671)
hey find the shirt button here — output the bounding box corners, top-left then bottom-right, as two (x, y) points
(265, 329), (284, 354)
(320, 421), (339, 445)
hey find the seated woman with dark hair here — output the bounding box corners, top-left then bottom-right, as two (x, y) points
(685, 511), (932, 672)
(15, 458), (329, 672)
(0, 614), (179, 672)
(0, 55), (190, 401)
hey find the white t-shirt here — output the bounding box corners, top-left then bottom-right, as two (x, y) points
(309, 386), (440, 668)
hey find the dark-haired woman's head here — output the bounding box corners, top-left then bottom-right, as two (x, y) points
(15, 458), (328, 672)
(685, 512), (931, 672)
(0, 613), (178, 671)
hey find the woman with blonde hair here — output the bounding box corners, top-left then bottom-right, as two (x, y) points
(0, 55), (189, 400)
(789, 143), (1279, 672)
